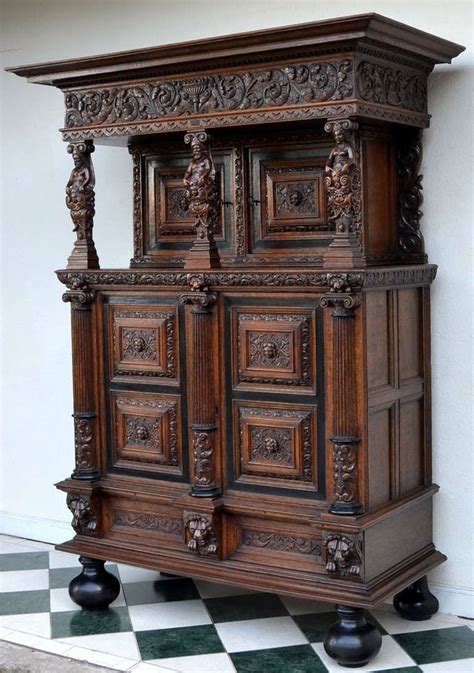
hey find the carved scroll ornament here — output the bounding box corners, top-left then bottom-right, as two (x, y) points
(398, 131), (426, 257)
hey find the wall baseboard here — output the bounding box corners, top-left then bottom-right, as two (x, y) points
(0, 510), (70, 545)
(1, 510), (472, 618)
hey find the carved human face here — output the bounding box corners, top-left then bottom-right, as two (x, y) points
(132, 336), (146, 352)
(136, 425), (149, 441)
(289, 190), (303, 206)
(334, 128), (344, 145)
(262, 341), (278, 359)
(264, 437), (278, 453)
(191, 139), (203, 160)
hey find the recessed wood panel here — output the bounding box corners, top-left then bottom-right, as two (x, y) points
(234, 400), (317, 491)
(366, 290), (392, 390)
(399, 396), (424, 495)
(111, 391), (183, 476)
(109, 303), (179, 383)
(363, 138), (396, 255)
(398, 288), (422, 381)
(232, 307), (316, 393)
(367, 405), (393, 509)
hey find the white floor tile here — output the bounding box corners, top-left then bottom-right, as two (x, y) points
(0, 568), (49, 592)
(194, 579), (255, 600)
(421, 659), (474, 672)
(0, 541), (26, 554)
(152, 652), (236, 672)
(0, 625), (13, 638)
(312, 635), (416, 672)
(59, 631), (141, 661)
(49, 550), (82, 569)
(66, 645), (137, 671)
(130, 663), (179, 672)
(434, 613), (474, 627)
(117, 564), (163, 584)
(0, 612), (51, 638)
(129, 599), (212, 631)
(2, 629), (72, 655)
(50, 586), (126, 612)
(279, 595), (333, 616)
(372, 607), (461, 635)
(12, 539), (54, 552)
(215, 615), (307, 653)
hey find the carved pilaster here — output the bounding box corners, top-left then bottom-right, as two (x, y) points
(65, 140), (100, 270)
(323, 119), (364, 268)
(398, 130), (427, 262)
(183, 130), (221, 270)
(180, 274), (219, 497)
(63, 280), (99, 480)
(321, 274), (363, 515)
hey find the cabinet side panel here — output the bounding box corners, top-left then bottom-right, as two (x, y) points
(363, 138), (396, 257)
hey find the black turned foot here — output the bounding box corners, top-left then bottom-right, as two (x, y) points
(324, 605), (382, 668)
(69, 557), (120, 611)
(393, 575), (439, 621)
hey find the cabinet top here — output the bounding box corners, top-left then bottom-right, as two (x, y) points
(7, 13), (464, 138)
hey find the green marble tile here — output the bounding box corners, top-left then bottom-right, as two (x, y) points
(49, 564), (119, 589)
(231, 645), (326, 673)
(136, 624), (225, 659)
(50, 606), (132, 639)
(293, 610), (387, 643)
(204, 592), (287, 623)
(0, 552), (49, 572)
(394, 625), (474, 664)
(123, 578), (199, 605)
(0, 589), (50, 615)
(373, 668), (422, 672)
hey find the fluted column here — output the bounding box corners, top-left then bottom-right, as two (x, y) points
(180, 275), (220, 497)
(63, 283), (99, 480)
(321, 274), (363, 515)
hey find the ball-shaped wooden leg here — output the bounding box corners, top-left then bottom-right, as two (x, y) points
(393, 576), (439, 621)
(69, 556), (120, 611)
(324, 605), (382, 668)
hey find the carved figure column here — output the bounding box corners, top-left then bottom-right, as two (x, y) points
(323, 119), (364, 268)
(183, 130), (221, 270)
(180, 275), (220, 497)
(66, 140), (100, 270)
(63, 280), (100, 480)
(321, 274), (363, 515)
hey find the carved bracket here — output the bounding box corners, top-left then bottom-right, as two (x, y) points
(66, 492), (99, 536)
(183, 130), (221, 269)
(183, 511), (218, 556)
(323, 532), (363, 578)
(65, 140), (100, 270)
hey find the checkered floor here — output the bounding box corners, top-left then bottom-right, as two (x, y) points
(0, 535), (473, 673)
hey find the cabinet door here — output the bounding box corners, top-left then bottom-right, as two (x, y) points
(224, 295), (325, 499)
(102, 293), (189, 481)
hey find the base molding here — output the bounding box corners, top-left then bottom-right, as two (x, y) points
(0, 510), (70, 544)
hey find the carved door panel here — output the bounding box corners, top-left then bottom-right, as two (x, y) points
(224, 295), (325, 498)
(102, 294), (188, 481)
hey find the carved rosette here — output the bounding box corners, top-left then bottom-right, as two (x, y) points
(323, 120), (364, 268)
(65, 140), (100, 270)
(180, 274), (220, 497)
(183, 511), (218, 557)
(321, 273), (363, 515)
(398, 130), (426, 260)
(183, 130), (221, 269)
(66, 493), (98, 536)
(323, 532), (363, 578)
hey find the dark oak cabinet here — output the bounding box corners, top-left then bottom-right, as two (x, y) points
(9, 13), (464, 666)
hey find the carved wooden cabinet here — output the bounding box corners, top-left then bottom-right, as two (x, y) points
(9, 14), (464, 667)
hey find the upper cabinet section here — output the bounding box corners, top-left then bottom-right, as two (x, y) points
(7, 14), (464, 140)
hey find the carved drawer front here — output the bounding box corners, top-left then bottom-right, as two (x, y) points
(232, 307), (316, 393)
(249, 144), (332, 252)
(233, 400), (318, 491)
(109, 303), (179, 383)
(110, 391), (183, 476)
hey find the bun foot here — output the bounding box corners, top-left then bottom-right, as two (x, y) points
(393, 575), (439, 621)
(324, 605), (382, 668)
(69, 556), (120, 610)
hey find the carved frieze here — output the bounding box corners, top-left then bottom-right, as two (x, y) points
(64, 59), (354, 130)
(243, 530), (321, 556)
(183, 512), (218, 556)
(323, 533), (363, 578)
(114, 509), (182, 536)
(356, 61), (427, 112)
(66, 493), (98, 535)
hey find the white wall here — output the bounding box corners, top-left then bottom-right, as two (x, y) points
(1, 0), (472, 616)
